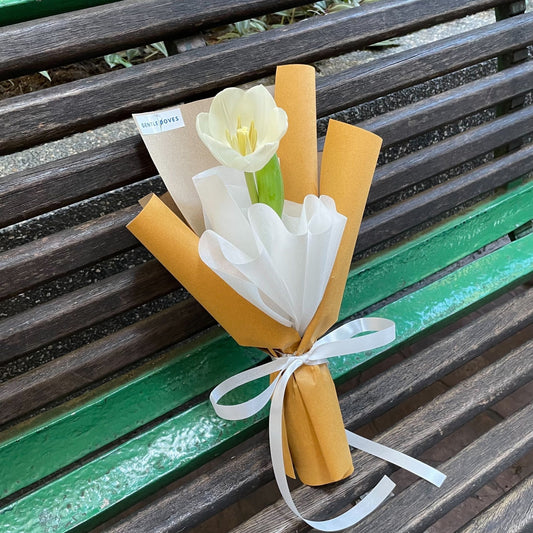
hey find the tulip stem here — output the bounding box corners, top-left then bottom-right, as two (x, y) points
(245, 172), (259, 204)
(255, 155), (284, 217)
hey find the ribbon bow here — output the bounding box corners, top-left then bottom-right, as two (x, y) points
(210, 317), (446, 531)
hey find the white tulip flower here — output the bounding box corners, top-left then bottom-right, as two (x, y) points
(196, 85), (288, 173)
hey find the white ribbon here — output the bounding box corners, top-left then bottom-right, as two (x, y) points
(210, 317), (446, 531)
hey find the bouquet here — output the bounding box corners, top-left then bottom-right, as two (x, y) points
(127, 64), (445, 530)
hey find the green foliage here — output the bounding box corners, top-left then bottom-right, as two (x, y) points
(212, 0), (362, 41)
(38, 70), (51, 81)
(104, 41), (168, 69)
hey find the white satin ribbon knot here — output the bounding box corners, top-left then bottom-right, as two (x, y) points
(210, 317), (446, 531)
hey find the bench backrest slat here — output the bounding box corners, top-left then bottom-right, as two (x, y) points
(317, 13), (533, 116)
(1, 0), (526, 155)
(2, 176), (532, 431)
(3, 60), (530, 290)
(0, 0), (306, 77)
(0, 0), (119, 27)
(1, 0), (512, 79)
(358, 61), (533, 149)
(0, 297), (213, 426)
(0, 206), (139, 299)
(0, 137), (154, 226)
(359, 144), (533, 250)
(2, 137), (531, 362)
(370, 104), (533, 203)
(0, 260), (178, 361)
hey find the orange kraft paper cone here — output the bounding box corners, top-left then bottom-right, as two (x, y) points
(127, 64), (382, 486)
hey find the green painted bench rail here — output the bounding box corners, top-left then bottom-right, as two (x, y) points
(0, 0), (119, 26)
(1, 180), (532, 532)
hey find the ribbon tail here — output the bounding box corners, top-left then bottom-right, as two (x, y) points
(269, 360), (396, 532)
(346, 430), (446, 487)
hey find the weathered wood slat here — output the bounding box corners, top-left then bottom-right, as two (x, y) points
(1, 3), (529, 155)
(316, 13), (533, 118)
(358, 144), (533, 252)
(360, 60), (533, 150)
(0, 0), (306, 78)
(0, 2), (531, 531)
(352, 402), (533, 533)
(0, 136), (154, 228)
(2, 183), (531, 425)
(370, 103), (533, 203)
(233, 337), (533, 533)
(1, 232), (531, 528)
(0, 260), (179, 363)
(0, 299), (213, 427)
(98, 289), (533, 533)
(4, 60), (530, 226)
(457, 475), (533, 533)
(0, 205), (139, 299)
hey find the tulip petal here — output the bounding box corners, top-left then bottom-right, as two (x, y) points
(242, 85), (273, 138)
(195, 84), (288, 176)
(208, 87), (245, 138)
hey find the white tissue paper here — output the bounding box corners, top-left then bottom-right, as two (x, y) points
(192, 166), (346, 335)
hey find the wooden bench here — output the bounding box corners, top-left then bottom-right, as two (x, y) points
(0, 0), (532, 531)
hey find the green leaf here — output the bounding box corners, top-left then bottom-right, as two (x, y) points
(150, 41), (168, 57)
(38, 70), (51, 81)
(104, 53), (133, 69)
(366, 38), (401, 48)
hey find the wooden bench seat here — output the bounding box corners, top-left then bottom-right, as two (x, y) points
(458, 475), (533, 533)
(97, 288), (533, 532)
(0, 0), (532, 530)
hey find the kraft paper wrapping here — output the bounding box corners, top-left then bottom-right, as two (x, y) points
(275, 64), (318, 202)
(127, 64), (382, 486)
(127, 196), (300, 352)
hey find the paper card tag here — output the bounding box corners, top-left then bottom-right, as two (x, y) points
(135, 108), (185, 134)
(133, 99), (216, 235)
